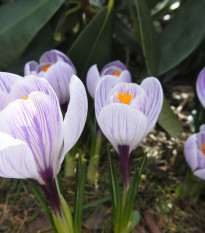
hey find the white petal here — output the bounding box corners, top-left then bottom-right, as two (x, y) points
(0, 72), (21, 92)
(95, 75), (119, 119)
(196, 67), (205, 108)
(184, 134), (198, 170)
(62, 75), (88, 162)
(118, 70), (132, 83)
(24, 61), (38, 76)
(98, 104), (147, 153)
(86, 64), (101, 99)
(194, 169), (205, 180)
(0, 92), (64, 181)
(43, 62), (75, 104)
(140, 77), (163, 136)
(0, 132), (39, 181)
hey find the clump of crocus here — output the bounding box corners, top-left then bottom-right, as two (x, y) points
(0, 73), (88, 224)
(184, 125), (205, 180)
(24, 49), (76, 104)
(95, 76), (163, 188)
(86, 60), (132, 99)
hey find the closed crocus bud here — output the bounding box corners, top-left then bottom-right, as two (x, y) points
(184, 124), (205, 180)
(24, 50), (76, 104)
(95, 76), (163, 188)
(86, 60), (132, 99)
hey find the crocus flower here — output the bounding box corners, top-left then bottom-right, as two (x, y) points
(24, 49), (76, 104)
(0, 72), (88, 215)
(86, 60), (132, 99)
(184, 124), (205, 180)
(196, 67), (205, 108)
(95, 76), (163, 188)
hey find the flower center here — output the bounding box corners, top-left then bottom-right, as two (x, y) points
(42, 65), (51, 72)
(22, 96), (28, 100)
(113, 71), (121, 76)
(117, 91), (132, 104)
(202, 145), (205, 155)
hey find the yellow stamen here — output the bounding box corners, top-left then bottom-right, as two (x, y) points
(113, 71), (121, 76)
(202, 145), (205, 155)
(42, 65), (51, 72)
(117, 91), (132, 104)
(22, 96), (28, 100)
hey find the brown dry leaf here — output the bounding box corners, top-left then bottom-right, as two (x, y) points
(144, 211), (161, 233)
(83, 205), (109, 230)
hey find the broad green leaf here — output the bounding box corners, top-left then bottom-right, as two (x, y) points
(68, 5), (114, 80)
(158, 97), (182, 138)
(0, 0), (64, 70)
(159, 0), (205, 75)
(114, 16), (141, 53)
(134, 0), (160, 76)
(9, 24), (56, 75)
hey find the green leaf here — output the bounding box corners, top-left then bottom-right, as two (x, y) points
(159, 0), (205, 75)
(68, 4), (115, 80)
(134, 0), (160, 76)
(130, 210), (140, 231)
(0, 0), (64, 70)
(157, 97), (182, 138)
(74, 154), (86, 233)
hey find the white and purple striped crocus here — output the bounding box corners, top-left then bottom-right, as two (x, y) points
(196, 67), (205, 108)
(0, 72), (88, 215)
(86, 60), (132, 99)
(184, 124), (205, 180)
(95, 76), (163, 188)
(24, 49), (76, 104)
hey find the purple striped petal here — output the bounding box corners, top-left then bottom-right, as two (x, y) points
(194, 169), (205, 180)
(0, 72), (21, 92)
(95, 76), (120, 119)
(39, 50), (76, 73)
(106, 82), (148, 114)
(61, 75), (88, 163)
(184, 134), (199, 171)
(86, 64), (101, 99)
(196, 67), (205, 108)
(43, 62), (75, 104)
(0, 131), (40, 181)
(101, 60), (126, 76)
(0, 92), (64, 184)
(118, 70), (132, 83)
(98, 104), (147, 153)
(200, 124), (205, 132)
(140, 77), (163, 136)
(11, 75), (59, 107)
(24, 61), (38, 76)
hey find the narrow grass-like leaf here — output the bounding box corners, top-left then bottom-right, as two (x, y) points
(0, 0), (64, 70)
(123, 155), (147, 227)
(68, 2), (114, 80)
(159, 0), (205, 75)
(74, 154), (86, 233)
(134, 0), (160, 76)
(158, 97), (182, 138)
(27, 181), (57, 233)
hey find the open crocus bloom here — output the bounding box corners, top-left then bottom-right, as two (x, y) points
(24, 49), (76, 104)
(0, 73), (88, 187)
(95, 76), (163, 188)
(184, 124), (205, 180)
(86, 60), (132, 99)
(196, 67), (205, 108)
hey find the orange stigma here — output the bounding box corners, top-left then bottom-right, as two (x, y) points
(117, 91), (132, 104)
(22, 96), (28, 100)
(202, 145), (205, 155)
(42, 65), (51, 72)
(113, 71), (121, 76)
